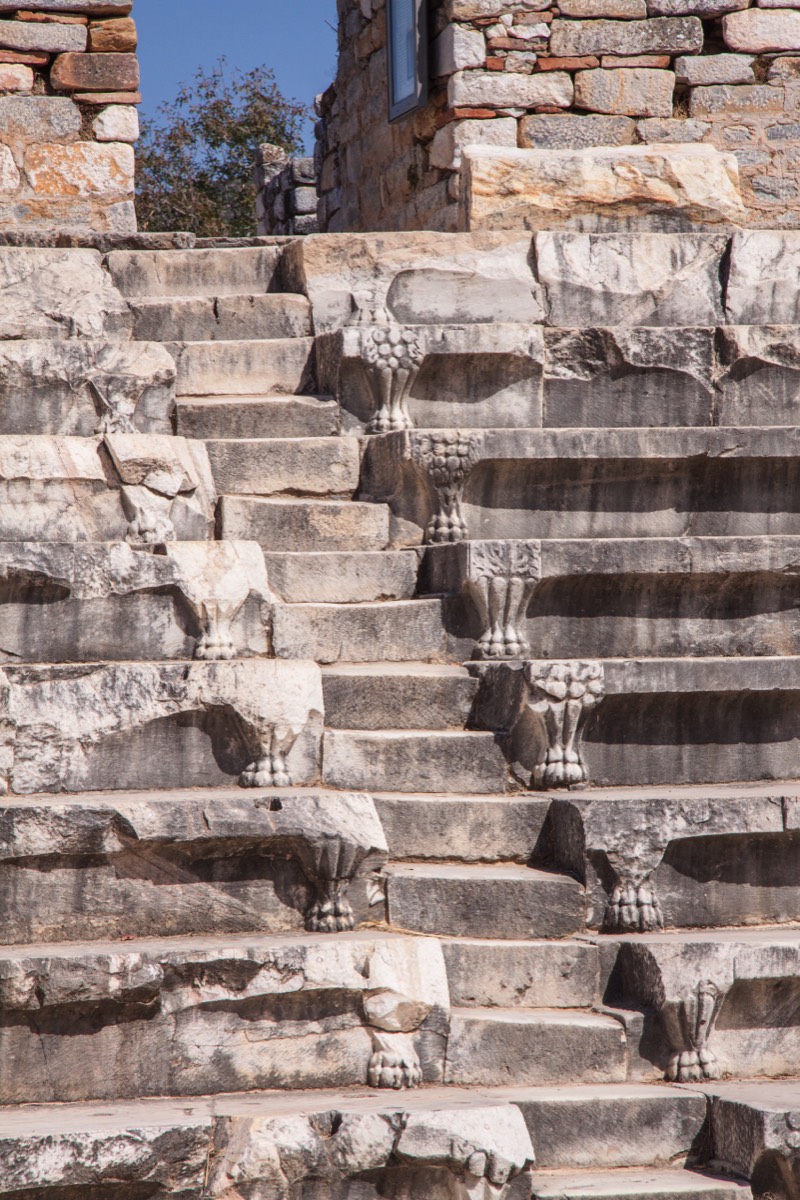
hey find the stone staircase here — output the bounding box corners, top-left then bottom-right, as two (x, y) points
(3, 229), (800, 1200)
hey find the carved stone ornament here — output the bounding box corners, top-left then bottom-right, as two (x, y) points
(296, 833), (366, 933)
(523, 659), (605, 789)
(663, 978), (724, 1083)
(467, 541), (541, 659)
(368, 1030), (423, 1090)
(239, 725), (293, 789)
(413, 432), (480, 544)
(124, 501), (175, 545)
(361, 322), (425, 434)
(605, 876), (664, 933)
(90, 375), (139, 435)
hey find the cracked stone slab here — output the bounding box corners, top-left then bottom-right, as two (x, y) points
(0, 247), (131, 340)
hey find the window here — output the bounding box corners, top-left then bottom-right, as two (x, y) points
(387, 0), (427, 121)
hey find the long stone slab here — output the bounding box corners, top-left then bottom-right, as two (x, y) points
(530, 1168), (750, 1200)
(274, 601), (445, 664)
(323, 665), (476, 728)
(442, 939), (599, 1010)
(171, 338), (315, 397)
(375, 792), (550, 861)
(700, 1079), (800, 1178)
(130, 293), (312, 342)
(0, 1086), (535, 1199)
(0, 786), (388, 944)
(206, 436), (360, 497)
(323, 730), (508, 794)
(0, 930), (448, 1103)
(107, 247), (282, 298)
(219, 496), (390, 553)
(266, 549), (417, 603)
(176, 394), (341, 439)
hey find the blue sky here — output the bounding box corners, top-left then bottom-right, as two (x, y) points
(135, 0), (338, 150)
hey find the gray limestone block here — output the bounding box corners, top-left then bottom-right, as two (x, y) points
(171, 337), (315, 398)
(323, 729), (508, 795)
(0, 340), (175, 436)
(281, 231), (544, 335)
(273, 599), (446, 665)
(322, 664), (475, 729)
(0, 18), (86, 51)
(386, 862), (583, 938)
(705, 1081), (800, 1178)
(535, 232), (727, 327)
(130, 294), (312, 342)
(177, 394), (341, 441)
(0, 247), (131, 339)
(715, 325), (800, 424)
(544, 327), (715, 427)
(520, 114), (637, 149)
(206, 435), (360, 498)
(530, 1168), (751, 1199)
(443, 939), (599, 1008)
(725, 231), (800, 324)
(0, 933), (447, 1102)
(444, 1007), (628, 1086)
(219, 496), (390, 553)
(0, 96), (81, 145)
(550, 15), (702, 56)
(107, 247), (282, 299)
(265, 550), (416, 604)
(516, 1084), (708, 1169)
(375, 794), (550, 862)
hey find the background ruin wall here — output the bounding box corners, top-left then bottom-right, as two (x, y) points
(317, 0), (800, 232)
(0, 0), (138, 236)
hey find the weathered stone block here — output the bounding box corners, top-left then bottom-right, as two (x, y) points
(431, 116), (518, 171)
(462, 144), (744, 231)
(520, 112), (636, 147)
(0, 65), (31, 94)
(636, 116), (710, 140)
(92, 103), (139, 142)
(550, 16), (702, 56)
(725, 230), (800, 322)
(448, 68), (574, 109)
(24, 142), (134, 198)
(648, 0), (747, 13)
(432, 22), (486, 73)
(51, 50), (139, 92)
(723, 6), (800, 49)
(574, 66), (675, 117)
(560, 0), (647, 16)
(689, 83), (784, 115)
(675, 53), (754, 83)
(88, 16), (137, 52)
(0, 19), (86, 52)
(536, 231), (727, 326)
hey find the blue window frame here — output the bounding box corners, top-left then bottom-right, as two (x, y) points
(387, 0), (427, 121)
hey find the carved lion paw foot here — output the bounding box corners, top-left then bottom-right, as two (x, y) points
(239, 753), (292, 788)
(368, 1046), (422, 1090)
(666, 1048), (720, 1083)
(605, 880), (663, 932)
(306, 890), (355, 933)
(195, 632), (236, 660)
(533, 752), (587, 790)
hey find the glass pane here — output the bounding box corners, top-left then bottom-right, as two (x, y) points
(391, 0), (417, 106)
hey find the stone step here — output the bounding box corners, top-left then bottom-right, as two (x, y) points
(176, 394), (341, 439)
(275, 603), (446, 664)
(702, 1079), (800, 1180)
(322, 664), (476, 727)
(362, 426), (800, 543)
(385, 862), (583, 938)
(529, 1169), (751, 1200)
(219, 496), (390, 553)
(444, 1007), (629, 1087)
(0, 928), (449, 1104)
(475, 656), (800, 787)
(506, 1084), (708, 1170)
(374, 792), (550, 862)
(425, 534), (800, 660)
(265, 550), (417, 603)
(322, 729), (508, 794)
(130, 293), (312, 341)
(0, 786), (386, 945)
(0, 1085), (536, 1198)
(442, 938), (600, 1010)
(206, 436), (360, 498)
(172, 337), (315, 397)
(107, 246), (283, 298)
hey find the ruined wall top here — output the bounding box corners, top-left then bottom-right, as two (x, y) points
(0, 0), (138, 236)
(317, 0), (800, 233)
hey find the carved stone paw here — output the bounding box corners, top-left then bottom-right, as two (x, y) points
(368, 1045), (423, 1090)
(477, 626), (530, 660)
(533, 749), (587, 790)
(239, 752), (292, 788)
(195, 631), (236, 661)
(367, 409), (414, 434)
(306, 882), (355, 933)
(666, 1047), (720, 1083)
(425, 510), (469, 544)
(605, 880), (663, 932)
(126, 507), (175, 545)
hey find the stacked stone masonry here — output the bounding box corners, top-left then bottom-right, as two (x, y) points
(5, 224), (800, 1198)
(317, 0), (800, 231)
(256, 143), (320, 237)
(0, 0), (139, 234)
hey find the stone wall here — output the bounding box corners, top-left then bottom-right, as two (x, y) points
(319, 0), (800, 231)
(0, 0), (138, 235)
(255, 143), (319, 236)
